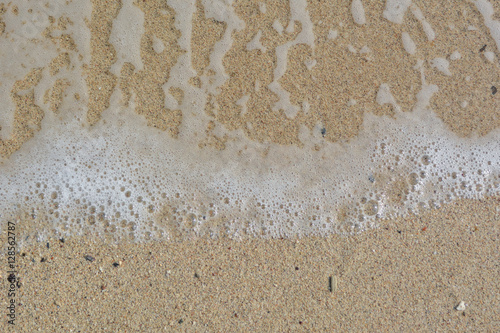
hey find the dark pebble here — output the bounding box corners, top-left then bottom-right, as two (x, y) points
(46, 242), (50, 249)
(321, 128), (326, 137)
(41, 258), (46, 263)
(194, 273), (199, 278)
(480, 45), (487, 52)
(112, 262), (120, 267)
(84, 255), (95, 262)
(178, 319), (183, 324)
(492, 86), (497, 95)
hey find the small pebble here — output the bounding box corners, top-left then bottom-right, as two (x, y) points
(84, 255), (95, 262)
(455, 301), (466, 311)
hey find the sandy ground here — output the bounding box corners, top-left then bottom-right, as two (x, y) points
(0, 197), (498, 332)
(0, 1), (499, 331)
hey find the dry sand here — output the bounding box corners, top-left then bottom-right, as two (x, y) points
(0, 0), (499, 331)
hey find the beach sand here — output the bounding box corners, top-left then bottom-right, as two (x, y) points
(1, 197), (498, 331)
(0, 1), (499, 331)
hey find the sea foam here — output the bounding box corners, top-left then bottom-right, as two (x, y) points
(0, 0), (499, 243)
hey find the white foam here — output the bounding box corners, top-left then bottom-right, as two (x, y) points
(351, 0), (367, 25)
(109, 0), (144, 72)
(202, 0), (245, 94)
(376, 84), (401, 112)
(268, 0), (313, 119)
(304, 59), (317, 70)
(484, 51), (495, 62)
(360, 45), (371, 54)
(411, 5), (436, 41)
(475, 0), (500, 52)
(272, 20), (283, 35)
(246, 30), (266, 53)
(236, 94), (250, 116)
(450, 51), (461, 61)
(259, 2), (266, 14)
(383, 0), (412, 24)
(402, 32), (416, 55)
(430, 58), (452, 76)
(328, 29), (338, 40)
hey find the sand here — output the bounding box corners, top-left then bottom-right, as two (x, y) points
(0, 0), (499, 331)
(1, 198), (498, 331)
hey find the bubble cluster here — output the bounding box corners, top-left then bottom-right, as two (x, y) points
(0, 103), (498, 243)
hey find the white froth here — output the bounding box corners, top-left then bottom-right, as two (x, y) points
(328, 29), (338, 40)
(304, 59), (317, 70)
(236, 95), (250, 116)
(2, 94), (499, 242)
(411, 5), (436, 41)
(268, 0), (313, 120)
(109, 0), (145, 73)
(272, 20), (283, 35)
(351, 0), (367, 25)
(484, 51), (495, 62)
(383, 0), (412, 24)
(246, 30), (266, 53)
(475, 0), (500, 52)
(360, 46), (371, 54)
(430, 58), (452, 76)
(376, 84), (401, 112)
(450, 51), (461, 61)
(202, 0), (245, 94)
(402, 32), (416, 55)
(259, 2), (266, 14)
